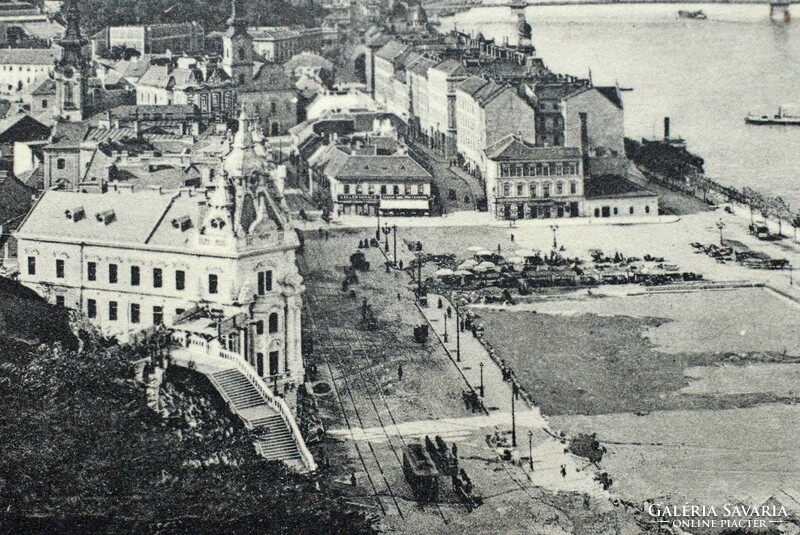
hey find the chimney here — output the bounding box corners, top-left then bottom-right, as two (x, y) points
(579, 112), (590, 175)
(664, 117), (671, 140)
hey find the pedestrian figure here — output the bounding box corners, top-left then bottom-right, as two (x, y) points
(351, 471), (357, 487)
(397, 292), (401, 300)
(511, 233), (515, 242)
(398, 260), (404, 269)
(560, 465), (567, 478)
(438, 297), (443, 309)
(398, 363), (404, 381)
(447, 306), (452, 318)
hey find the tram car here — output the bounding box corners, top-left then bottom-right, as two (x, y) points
(402, 443), (440, 503)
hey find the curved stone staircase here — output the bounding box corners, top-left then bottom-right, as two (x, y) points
(209, 368), (303, 466)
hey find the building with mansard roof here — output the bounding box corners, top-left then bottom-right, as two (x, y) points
(15, 113), (309, 424)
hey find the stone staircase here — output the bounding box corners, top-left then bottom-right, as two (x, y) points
(210, 368), (302, 464)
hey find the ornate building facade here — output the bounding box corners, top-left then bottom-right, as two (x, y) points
(15, 112), (306, 395)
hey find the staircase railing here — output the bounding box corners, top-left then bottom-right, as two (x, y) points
(217, 349), (317, 472)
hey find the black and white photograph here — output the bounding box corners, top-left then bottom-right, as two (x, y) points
(0, 0), (798, 532)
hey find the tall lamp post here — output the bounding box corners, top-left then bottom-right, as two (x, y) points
(479, 362), (485, 397)
(455, 303), (461, 362)
(528, 429), (534, 471)
(376, 205), (381, 241)
(382, 223), (391, 252)
(443, 312), (448, 343)
(511, 383), (517, 448)
(716, 218), (726, 246)
(392, 224), (398, 266)
(550, 224), (559, 250)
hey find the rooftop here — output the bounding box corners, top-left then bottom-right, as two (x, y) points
(484, 135), (582, 162)
(584, 175), (657, 200)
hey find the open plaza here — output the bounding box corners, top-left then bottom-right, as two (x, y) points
(295, 203), (800, 532)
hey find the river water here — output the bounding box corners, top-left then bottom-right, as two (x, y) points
(442, 5), (800, 208)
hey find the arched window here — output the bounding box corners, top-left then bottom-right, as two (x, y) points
(516, 183), (524, 196)
(556, 182), (564, 195)
(256, 320), (264, 335)
(502, 183), (510, 197)
(268, 312), (279, 334)
(529, 182), (537, 198)
(542, 182), (551, 198)
(238, 47), (246, 60)
(570, 181), (578, 195)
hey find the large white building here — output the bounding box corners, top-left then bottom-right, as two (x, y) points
(15, 113), (306, 395)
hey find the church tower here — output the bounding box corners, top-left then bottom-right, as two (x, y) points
(222, 0), (253, 86)
(55, 0), (90, 122)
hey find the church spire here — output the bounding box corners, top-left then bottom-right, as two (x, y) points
(227, 0), (249, 37)
(57, 0), (88, 70)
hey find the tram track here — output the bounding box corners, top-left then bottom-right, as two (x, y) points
(301, 238), (453, 524)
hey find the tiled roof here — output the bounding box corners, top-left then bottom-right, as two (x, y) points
(16, 189), (177, 246)
(283, 52), (333, 72)
(484, 134), (581, 161)
(431, 58), (467, 76)
(0, 172), (35, 226)
(375, 40), (410, 62)
(0, 47), (57, 65)
(30, 77), (56, 95)
(321, 147), (430, 181)
(584, 175), (656, 200)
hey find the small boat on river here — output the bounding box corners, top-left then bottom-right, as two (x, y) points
(678, 9), (707, 19)
(745, 106), (800, 126)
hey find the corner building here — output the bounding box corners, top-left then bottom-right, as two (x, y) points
(15, 112), (305, 394)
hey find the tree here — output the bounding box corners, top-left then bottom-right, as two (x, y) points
(0, 332), (376, 535)
(791, 215), (800, 243)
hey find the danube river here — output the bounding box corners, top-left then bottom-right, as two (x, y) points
(442, 5), (800, 208)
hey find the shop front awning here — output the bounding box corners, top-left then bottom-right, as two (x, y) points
(379, 199), (430, 211)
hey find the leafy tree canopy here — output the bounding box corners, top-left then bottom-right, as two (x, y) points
(0, 329), (375, 535)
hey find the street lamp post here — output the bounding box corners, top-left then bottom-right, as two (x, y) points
(376, 205), (381, 241)
(443, 313), (448, 343)
(511, 383), (517, 448)
(455, 304), (461, 362)
(550, 224), (559, 250)
(382, 223), (391, 252)
(716, 218), (726, 246)
(528, 429), (534, 471)
(392, 224), (398, 266)
(479, 362), (484, 397)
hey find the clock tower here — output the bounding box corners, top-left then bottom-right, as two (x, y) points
(222, 0), (253, 86)
(55, 0), (90, 122)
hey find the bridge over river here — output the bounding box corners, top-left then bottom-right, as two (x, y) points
(426, 0), (797, 20)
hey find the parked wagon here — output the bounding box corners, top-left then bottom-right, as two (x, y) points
(402, 443), (440, 503)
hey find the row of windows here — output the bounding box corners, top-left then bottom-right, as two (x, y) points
(28, 258), (273, 296)
(500, 162), (579, 178)
(73, 298), (282, 332)
(593, 205), (651, 217)
(499, 181), (579, 198)
(0, 65), (47, 72)
(342, 183), (426, 195)
(86, 299), (163, 325)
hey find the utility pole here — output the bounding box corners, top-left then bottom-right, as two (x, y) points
(392, 225), (398, 266)
(376, 206), (381, 241)
(479, 362), (484, 397)
(528, 429), (534, 471)
(455, 304), (461, 362)
(511, 383), (517, 448)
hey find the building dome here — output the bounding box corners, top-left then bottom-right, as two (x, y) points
(222, 110), (269, 178)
